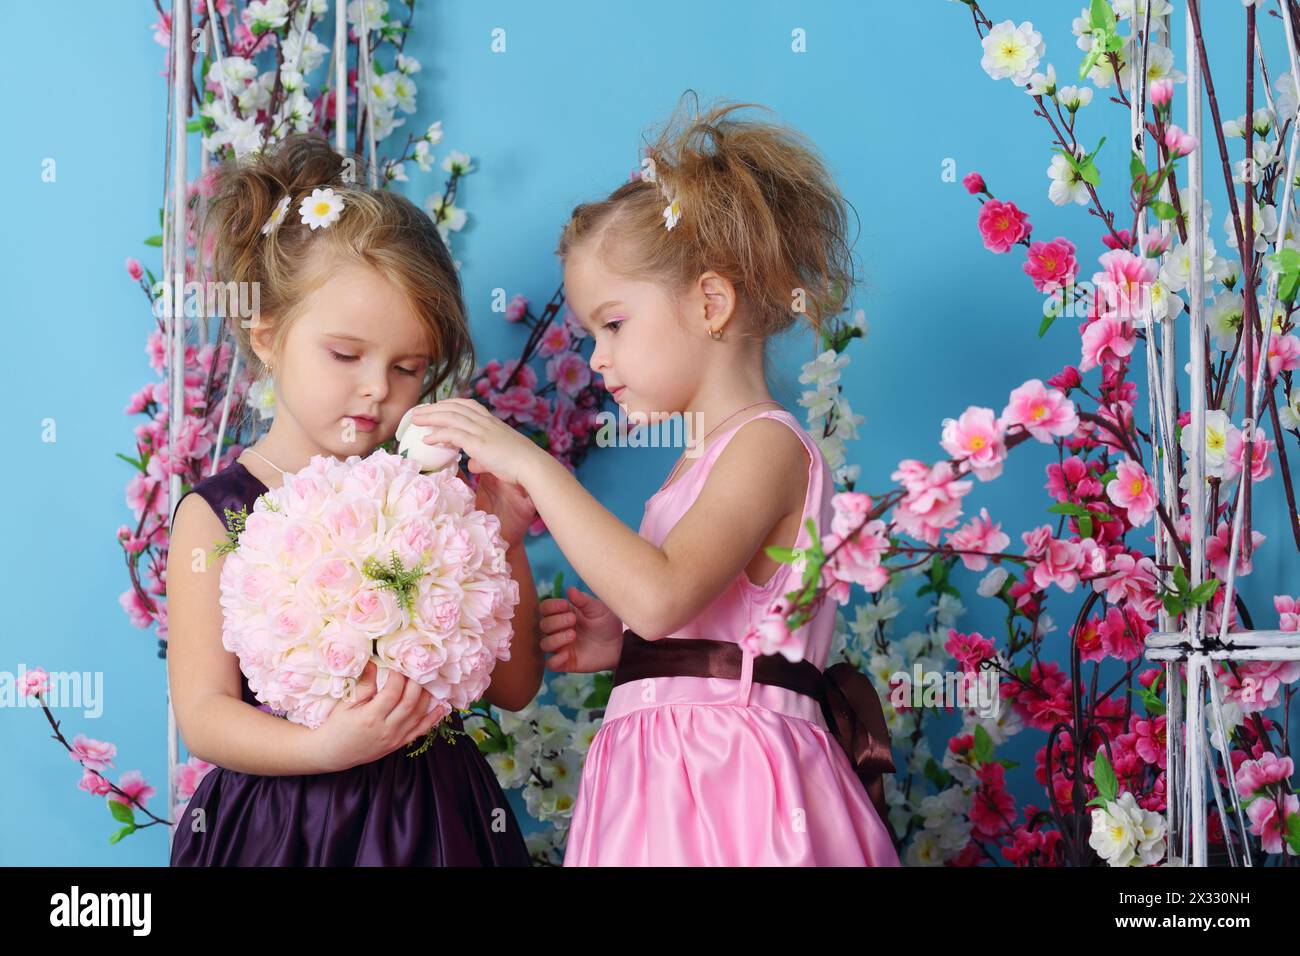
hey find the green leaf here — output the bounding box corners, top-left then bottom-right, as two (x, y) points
(1173, 564), (1189, 594)
(1148, 199), (1178, 221)
(1092, 747), (1119, 803)
(973, 724), (994, 765)
(1138, 683), (1166, 716)
(108, 824), (136, 845)
(765, 546), (801, 564)
(1188, 579), (1221, 606)
(1129, 150), (1146, 183)
(108, 799), (136, 824)
(186, 118), (205, 133)
(143, 235), (163, 247)
(1090, 0), (1118, 34)
(1079, 515), (1094, 539)
(1048, 502), (1091, 518)
(1038, 310), (1058, 338)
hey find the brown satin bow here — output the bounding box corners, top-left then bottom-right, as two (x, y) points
(611, 631), (898, 842)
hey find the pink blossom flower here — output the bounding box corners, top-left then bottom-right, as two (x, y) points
(69, 735), (117, 773)
(889, 460), (973, 546)
(1164, 124), (1197, 157)
(1143, 232), (1171, 257)
(1048, 365), (1082, 391)
(1079, 314), (1136, 372)
(970, 763), (1015, 837)
(1093, 249), (1157, 321)
(1149, 79), (1174, 108)
(126, 258), (143, 281)
(940, 406), (1007, 480)
(824, 519), (891, 596)
(741, 601), (803, 661)
(1224, 427), (1274, 483)
(1205, 520), (1266, 578)
(17, 668), (49, 698)
(1029, 536), (1084, 592)
(1098, 606), (1149, 661)
(546, 352), (591, 396)
(830, 491), (874, 537)
(538, 321), (570, 357)
(963, 171), (986, 194)
(1246, 792), (1299, 855)
(945, 507), (1010, 571)
(1106, 459), (1157, 526)
(1046, 455), (1104, 502)
(77, 767), (114, 797)
(1003, 379), (1079, 442)
(1220, 659), (1300, 714)
(107, 770), (157, 810)
(1023, 237), (1078, 293)
(1101, 228), (1134, 251)
(945, 628), (996, 673)
(1275, 595), (1300, 632)
(490, 385), (542, 422)
(174, 756), (215, 801)
(1092, 552), (1162, 621)
(505, 294), (528, 322)
(977, 199), (1031, 253)
(1235, 751), (1294, 797)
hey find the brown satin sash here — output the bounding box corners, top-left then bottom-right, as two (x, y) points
(611, 630), (898, 842)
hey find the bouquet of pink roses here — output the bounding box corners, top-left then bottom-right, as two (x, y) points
(213, 448), (519, 734)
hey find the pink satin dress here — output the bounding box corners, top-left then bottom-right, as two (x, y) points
(563, 408), (901, 866)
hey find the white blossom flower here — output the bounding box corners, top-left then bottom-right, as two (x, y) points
(1179, 407), (1234, 478)
(347, 0), (388, 31)
(980, 20), (1045, 86)
(1057, 84), (1092, 111)
(413, 139), (433, 172)
(1047, 151), (1090, 206)
(1160, 235), (1217, 293)
(245, 0), (289, 33)
(977, 565), (1009, 597)
(1089, 791), (1166, 866)
(397, 53), (422, 74)
(1206, 293), (1245, 351)
(425, 120), (444, 144)
(426, 195), (468, 239)
(442, 150), (474, 175)
(1026, 63), (1056, 96)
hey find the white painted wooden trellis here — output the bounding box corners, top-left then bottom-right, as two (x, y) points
(1131, 2), (1300, 867)
(161, 0), (381, 851)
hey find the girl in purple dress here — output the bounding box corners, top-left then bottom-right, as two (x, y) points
(167, 134), (540, 866)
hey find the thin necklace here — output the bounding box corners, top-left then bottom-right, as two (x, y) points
(660, 399), (783, 490)
(243, 447), (290, 477)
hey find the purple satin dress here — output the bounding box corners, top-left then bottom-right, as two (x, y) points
(169, 460), (531, 866)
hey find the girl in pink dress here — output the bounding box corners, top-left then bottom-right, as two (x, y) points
(410, 97), (901, 866)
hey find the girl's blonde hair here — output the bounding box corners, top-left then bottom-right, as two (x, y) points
(202, 133), (475, 420)
(556, 93), (857, 341)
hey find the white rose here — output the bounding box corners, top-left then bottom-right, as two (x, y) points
(396, 405), (461, 473)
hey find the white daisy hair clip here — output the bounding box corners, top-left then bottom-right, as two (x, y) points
(260, 194), (291, 236)
(639, 154), (683, 231)
(299, 187), (345, 231)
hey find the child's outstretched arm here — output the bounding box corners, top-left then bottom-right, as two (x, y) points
(411, 400), (809, 639)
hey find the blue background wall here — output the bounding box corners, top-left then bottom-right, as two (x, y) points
(2, 0), (1293, 864)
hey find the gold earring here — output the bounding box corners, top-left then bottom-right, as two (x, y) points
(709, 328), (722, 341)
